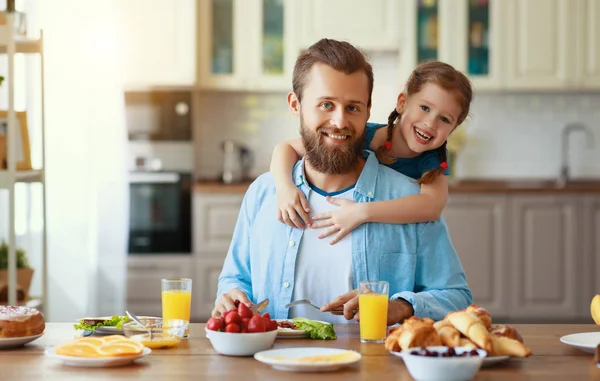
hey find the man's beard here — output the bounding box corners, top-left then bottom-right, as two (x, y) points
(300, 117), (364, 175)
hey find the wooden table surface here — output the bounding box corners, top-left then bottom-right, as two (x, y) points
(2, 323), (600, 380)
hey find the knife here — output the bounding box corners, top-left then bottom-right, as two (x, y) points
(251, 298), (269, 314)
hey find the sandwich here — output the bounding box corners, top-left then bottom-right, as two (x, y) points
(74, 315), (129, 332)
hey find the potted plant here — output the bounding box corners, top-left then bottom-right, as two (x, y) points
(0, 240), (34, 302)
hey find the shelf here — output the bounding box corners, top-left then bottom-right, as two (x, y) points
(0, 169), (44, 189)
(0, 26), (42, 54)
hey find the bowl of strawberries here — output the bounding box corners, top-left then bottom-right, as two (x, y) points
(205, 302), (279, 356)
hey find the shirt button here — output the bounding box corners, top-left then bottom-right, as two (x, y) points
(283, 282), (290, 288)
(368, 191), (373, 197)
(289, 240), (295, 246)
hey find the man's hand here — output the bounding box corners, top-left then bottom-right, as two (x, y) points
(321, 289), (359, 321)
(387, 298), (414, 325)
(212, 289), (252, 318)
(322, 291), (415, 325)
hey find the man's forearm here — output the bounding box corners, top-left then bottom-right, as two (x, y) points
(391, 288), (472, 322)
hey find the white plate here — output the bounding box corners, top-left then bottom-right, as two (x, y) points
(0, 333), (44, 349)
(254, 347), (361, 372)
(75, 316), (158, 335)
(44, 347), (151, 367)
(275, 320), (307, 338)
(389, 350), (510, 366)
(559, 332), (600, 353)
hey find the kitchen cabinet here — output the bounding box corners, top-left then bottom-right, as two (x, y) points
(296, 0), (404, 51)
(121, 0), (196, 88)
(195, 254), (228, 320)
(502, 0), (577, 90)
(509, 195), (581, 320)
(126, 256), (194, 318)
(444, 195), (509, 319)
(193, 192), (244, 254)
(582, 196), (600, 318)
(197, 0), (299, 91)
(576, 0), (600, 88)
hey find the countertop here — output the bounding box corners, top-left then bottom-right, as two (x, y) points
(5, 323), (600, 380)
(195, 179), (600, 194)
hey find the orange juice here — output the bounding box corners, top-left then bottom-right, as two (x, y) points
(359, 293), (388, 342)
(162, 290), (191, 322)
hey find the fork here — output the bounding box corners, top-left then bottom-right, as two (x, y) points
(285, 299), (357, 316)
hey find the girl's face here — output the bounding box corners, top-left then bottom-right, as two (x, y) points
(395, 83), (463, 156)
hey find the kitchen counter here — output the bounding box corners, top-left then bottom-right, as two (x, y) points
(195, 179), (600, 194)
(5, 323), (600, 380)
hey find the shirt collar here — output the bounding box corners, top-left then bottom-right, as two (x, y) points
(291, 151), (379, 200)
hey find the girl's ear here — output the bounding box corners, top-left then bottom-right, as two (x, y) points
(396, 92), (407, 114)
(287, 92), (301, 116)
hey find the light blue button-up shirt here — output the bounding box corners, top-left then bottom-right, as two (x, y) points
(217, 152), (472, 322)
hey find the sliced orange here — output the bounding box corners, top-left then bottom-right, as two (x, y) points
(102, 335), (129, 342)
(56, 342), (100, 357)
(73, 337), (104, 347)
(97, 342), (144, 357)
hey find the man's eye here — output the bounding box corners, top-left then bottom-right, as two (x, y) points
(441, 116), (450, 124)
(420, 105), (429, 112)
(347, 105), (358, 112)
(321, 102), (332, 109)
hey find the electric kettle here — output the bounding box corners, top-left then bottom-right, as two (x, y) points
(221, 140), (254, 184)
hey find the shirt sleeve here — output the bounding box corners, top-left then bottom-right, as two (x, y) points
(390, 218), (472, 321)
(216, 187), (255, 303)
(418, 149), (451, 176)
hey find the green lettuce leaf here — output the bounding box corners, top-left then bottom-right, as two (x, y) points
(292, 317), (337, 340)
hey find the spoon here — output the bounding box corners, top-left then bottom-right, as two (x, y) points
(126, 310), (153, 339)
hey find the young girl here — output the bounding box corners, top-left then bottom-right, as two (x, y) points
(270, 61), (473, 244)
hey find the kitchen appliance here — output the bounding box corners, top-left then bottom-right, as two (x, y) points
(125, 91), (192, 141)
(128, 171), (192, 254)
(221, 140), (254, 184)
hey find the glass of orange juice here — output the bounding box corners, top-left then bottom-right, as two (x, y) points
(161, 278), (192, 338)
(358, 280), (389, 343)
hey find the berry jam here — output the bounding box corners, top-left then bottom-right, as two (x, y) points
(409, 347), (480, 357)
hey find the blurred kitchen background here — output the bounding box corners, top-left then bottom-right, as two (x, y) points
(0, 0), (598, 324)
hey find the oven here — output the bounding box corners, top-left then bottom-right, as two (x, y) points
(128, 171), (192, 254)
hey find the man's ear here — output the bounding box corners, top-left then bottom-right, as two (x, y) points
(396, 92), (406, 114)
(287, 92), (301, 116)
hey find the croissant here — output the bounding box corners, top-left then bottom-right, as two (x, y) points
(466, 304), (492, 329)
(490, 335), (532, 357)
(384, 326), (403, 352)
(458, 337), (478, 350)
(447, 311), (493, 353)
(488, 325), (524, 343)
(397, 317), (442, 351)
(433, 319), (461, 347)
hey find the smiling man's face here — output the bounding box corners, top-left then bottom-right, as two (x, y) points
(289, 63), (370, 174)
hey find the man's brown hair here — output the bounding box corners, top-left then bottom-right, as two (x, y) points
(292, 38), (374, 106)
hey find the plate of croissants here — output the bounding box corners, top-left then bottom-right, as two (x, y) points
(385, 304), (532, 366)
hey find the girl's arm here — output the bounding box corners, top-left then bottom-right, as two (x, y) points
(312, 175), (448, 244)
(270, 138), (311, 228)
(362, 174), (448, 224)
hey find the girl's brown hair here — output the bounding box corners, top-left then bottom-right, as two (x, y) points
(375, 61), (473, 184)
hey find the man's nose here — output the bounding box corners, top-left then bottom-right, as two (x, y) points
(330, 110), (348, 128)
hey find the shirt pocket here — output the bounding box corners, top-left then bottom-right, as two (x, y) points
(379, 252), (417, 291)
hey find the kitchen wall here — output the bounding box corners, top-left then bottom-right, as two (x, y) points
(194, 54), (600, 181)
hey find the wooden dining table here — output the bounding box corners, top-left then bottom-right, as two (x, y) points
(2, 323), (600, 380)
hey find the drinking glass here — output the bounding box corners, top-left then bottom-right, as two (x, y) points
(161, 278), (192, 338)
(358, 280), (389, 343)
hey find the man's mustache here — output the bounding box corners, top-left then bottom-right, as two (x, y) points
(317, 127), (354, 137)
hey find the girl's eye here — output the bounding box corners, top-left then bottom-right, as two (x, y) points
(441, 116), (450, 124)
(420, 105), (430, 112)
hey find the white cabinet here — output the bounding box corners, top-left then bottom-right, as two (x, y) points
(509, 196), (581, 320)
(582, 196), (600, 318)
(193, 192), (243, 254)
(297, 0), (404, 51)
(121, 0), (196, 88)
(576, 0), (600, 88)
(126, 256), (194, 318)
(195, 255), (228, 320)
(444, 195), (509, 319)
(503, 0), (577, 90)
(197, 0), (298, 91)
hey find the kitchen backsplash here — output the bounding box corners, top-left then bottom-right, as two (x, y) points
(194, 90), (600, 181)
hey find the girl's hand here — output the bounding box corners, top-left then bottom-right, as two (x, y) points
(311, 197), (367, 245)
(276, 186), (311, 229)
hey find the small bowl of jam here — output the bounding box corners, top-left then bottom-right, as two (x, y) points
(400, 346), (487, 381)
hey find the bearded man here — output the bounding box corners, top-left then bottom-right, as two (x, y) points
(213, 39), (472, 324)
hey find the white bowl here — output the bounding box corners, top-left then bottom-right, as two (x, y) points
(400, 346), (487, 381)
(205, 327), (278, 357)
